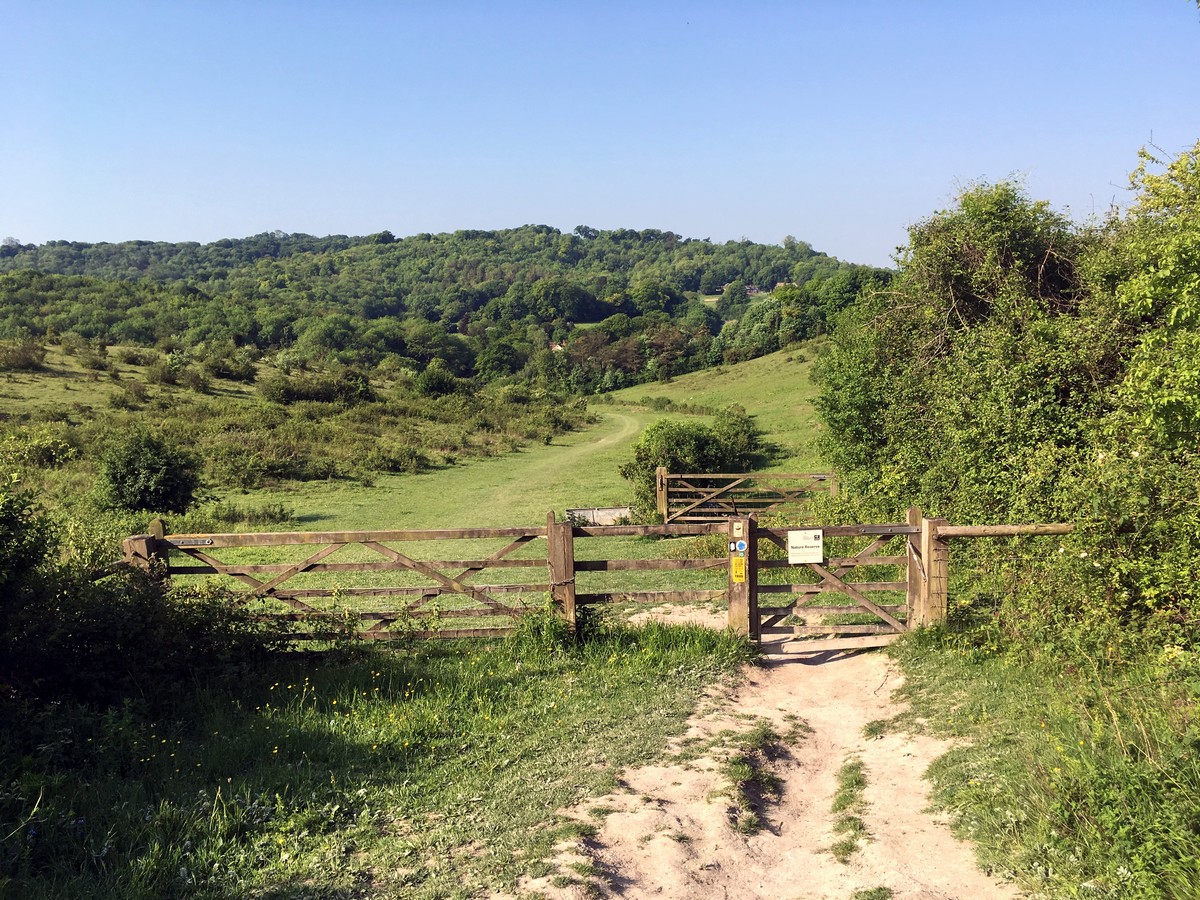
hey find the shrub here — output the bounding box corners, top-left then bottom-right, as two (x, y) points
(178, 366), (212, 393)
(0, 339), (47, 371)
(79, 348), (111, 371)
(258, 366), (375, 404)
(113, 347), (160, 366)
(0, 429), (77, 470)
(618, 406), (762, 516)
(0, 494), (282, 707)
(93, 428), (201, 513)
(145, 360), (178, 384)
(413, 358), (460, 397)
(200, 347), (257, 383)
(0, 479), (51, 590)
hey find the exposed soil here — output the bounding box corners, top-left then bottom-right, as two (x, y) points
(509, 607), (1023, 899)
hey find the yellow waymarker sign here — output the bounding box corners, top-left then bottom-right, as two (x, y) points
(731, 557), (746, 583)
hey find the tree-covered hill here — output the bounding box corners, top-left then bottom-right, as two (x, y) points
(0, 226), (888, 393)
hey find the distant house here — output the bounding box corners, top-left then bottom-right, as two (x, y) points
(745, 284), (762, 296)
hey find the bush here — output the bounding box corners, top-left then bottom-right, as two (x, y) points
(413, 358), (460, 397)
(200, 347), (257, 383)
(0, 339), (47, 371)
(0, 491), (283, 707)
(618, 406), (762, 516)
(178, 365), (212, 393)
(93, 428), (201, 513)
(0, 480), (51, 590)
(0, 429), (77, 470)
(258, 366), (375, 404)
(113, 347), (160, 366)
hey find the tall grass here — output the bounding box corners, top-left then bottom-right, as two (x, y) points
(0, 614), (753, 899)
(892, 629), (1200, 899)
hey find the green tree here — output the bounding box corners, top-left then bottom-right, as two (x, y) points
(1109, 143), (1200, 449)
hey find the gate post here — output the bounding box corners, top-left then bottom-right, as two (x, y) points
(906, 506), (924, 623)
(915, 516), (949, 627)
(547, 512), (577, 632)
(726, 515), (758, 639)
(122, 517), (169, 580)
(656, 467), (669, 523)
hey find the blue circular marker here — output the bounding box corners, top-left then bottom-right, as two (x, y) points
(735, 540), (747, 552)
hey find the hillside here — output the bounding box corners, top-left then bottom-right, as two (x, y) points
(0, 226), (887, 397)
(606, 343), (826, 472)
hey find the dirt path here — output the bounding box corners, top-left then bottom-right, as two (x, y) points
(516, 619), (1022, 899)
(469, 409), (646, 517)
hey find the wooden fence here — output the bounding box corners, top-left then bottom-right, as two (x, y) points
(122, 510), (1071, 650)
(656, 468), (837, 523)
(122, 514), (729, 641)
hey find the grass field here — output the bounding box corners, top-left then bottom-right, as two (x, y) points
(212, 342), (828, 533)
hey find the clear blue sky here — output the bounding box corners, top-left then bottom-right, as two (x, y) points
(3, 1), (1198, 267)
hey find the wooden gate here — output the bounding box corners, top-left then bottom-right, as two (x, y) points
(656, 468), (836, 524)
(121, 515), (731, 641)
(725, 509), (949, 653)
(724, 510), (1074, 653)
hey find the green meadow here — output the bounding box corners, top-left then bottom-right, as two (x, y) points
(206, 343), (827, 534)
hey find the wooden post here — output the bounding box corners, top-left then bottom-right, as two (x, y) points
(916, 516), (949, 627)
(547, 511), (577, 632)
(121, 535), (156, 572)
(905, 506), (924, 626)
(726, 515), (758, 639)
(655, 467), (669, 522)
(122, 518), (168, 579)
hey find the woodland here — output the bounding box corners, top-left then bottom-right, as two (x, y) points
(0, 225), (884, 394)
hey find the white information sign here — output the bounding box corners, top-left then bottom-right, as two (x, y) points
(787, 529), (824, 564)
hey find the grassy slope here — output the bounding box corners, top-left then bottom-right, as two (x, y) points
(240, 407), (657, 530)
(2, 341), (824, 529)
(230, 343), (826, 531)
(605, 342), (827, 472)
(0, 345), (258, 414)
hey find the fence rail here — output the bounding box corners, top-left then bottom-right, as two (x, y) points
(122, 509), (1072, 651)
